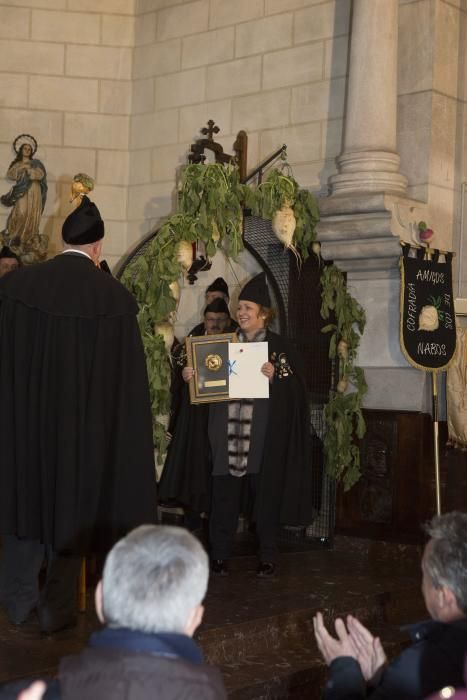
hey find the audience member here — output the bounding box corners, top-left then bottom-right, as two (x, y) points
(16, 683), (46, 700)
(314, 511), (467, 699)
(0, 246), (20, 278)
(1, 525), (226, 700)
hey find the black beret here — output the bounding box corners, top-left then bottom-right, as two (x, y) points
(238, 272), (271, 307)
(206, 277), (229, 298)
(0, 246), (20, 261)
(204, 298), (229, 315)
(62, 195), (104, 245)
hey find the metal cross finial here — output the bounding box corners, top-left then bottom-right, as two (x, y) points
(201, 120), (220, 141)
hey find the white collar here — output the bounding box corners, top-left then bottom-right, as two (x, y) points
(61, 249), (92, 260)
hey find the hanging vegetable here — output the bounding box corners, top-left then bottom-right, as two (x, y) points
(176, 240), (193, 270)
(154, 320), (175, 354)
(271, 201), (301, 263)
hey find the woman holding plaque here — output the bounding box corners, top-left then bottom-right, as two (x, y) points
(209, 272), (314, 577)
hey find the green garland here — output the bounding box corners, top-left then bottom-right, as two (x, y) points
(320, 265), (368, 490)
(121, 163), (249, 458)
(122, 160), (367, 489)
(251, 168), (320, 262)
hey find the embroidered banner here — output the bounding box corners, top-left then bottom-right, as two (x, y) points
(399, 245), (457, 371)
(447, 327), (467, 449)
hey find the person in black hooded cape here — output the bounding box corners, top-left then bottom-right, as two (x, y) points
(208, 273), (315, 577)
(188, 277), (237, 338)
(159, 297), (233, 518)
(0, 195), (156, 634)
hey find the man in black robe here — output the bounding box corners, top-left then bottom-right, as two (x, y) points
(0, 196), (156, 634)
(188, 277), (237, 337)
(159, 298), (233, 521)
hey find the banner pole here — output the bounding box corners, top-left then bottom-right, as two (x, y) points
(431, 370), (442, 515)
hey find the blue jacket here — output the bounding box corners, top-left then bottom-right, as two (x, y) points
(0, 627), (226, 700)
(324, 618), (467, 700)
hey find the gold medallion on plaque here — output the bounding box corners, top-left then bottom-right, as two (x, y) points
(205, 353), (223, 371)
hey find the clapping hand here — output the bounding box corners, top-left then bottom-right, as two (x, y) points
(313, 611), (357, 665)
(17, 681), (46, 700)
(346, 615), (387, 683)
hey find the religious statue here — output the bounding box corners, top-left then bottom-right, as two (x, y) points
(1, 134), (48, 263)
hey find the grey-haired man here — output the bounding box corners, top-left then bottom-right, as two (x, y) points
(0, 525), (226, 700)
(314, 511), (467, 699)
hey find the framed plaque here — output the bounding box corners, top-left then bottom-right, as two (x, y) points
(186, 333), (236, 404)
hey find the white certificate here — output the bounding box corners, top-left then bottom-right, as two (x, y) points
(228, 342), (269, 399)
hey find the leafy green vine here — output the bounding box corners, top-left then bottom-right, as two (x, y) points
(251, 168), (320, 262)
(320, 265), (368, 490)
(121, 163), (249, 459)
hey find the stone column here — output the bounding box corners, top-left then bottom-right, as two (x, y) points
(330, 0), (407, 195)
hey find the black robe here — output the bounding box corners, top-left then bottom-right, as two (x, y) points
(159, 330), (317, 525)
(159, 341), (211, 514)
(0, 252), (157, 553)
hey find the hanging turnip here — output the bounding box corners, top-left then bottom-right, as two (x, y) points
(154, 320), (175, 354)
(336, 377), (349, 393)
(169, 280), (180, 304)
(176, 240), (193, 270)
(311, 240), (322, 265)
(337, 339), (349, 360)
(272, 202), (300, 264)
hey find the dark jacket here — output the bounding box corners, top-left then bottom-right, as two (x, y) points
(0, 252), (156, 553)
(324, 618), (467, 700)
(0, 627), (226, 700)
(159, 319), (237, 514)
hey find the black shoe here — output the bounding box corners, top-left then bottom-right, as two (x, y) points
(257, 561), (276, 577)
(211, 559), (229, 576)
(37, 606), (77, 635)
(0, 593), (37, 626)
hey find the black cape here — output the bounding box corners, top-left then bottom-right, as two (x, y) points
(159, 330), (317, 524)
(0, 253), (157, 553)
(159, 340), (211, 514)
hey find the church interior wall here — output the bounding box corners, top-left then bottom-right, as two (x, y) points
(127, 0), (352, 335)
(0, 0), (135, 268)
(0, 0), (464, 326)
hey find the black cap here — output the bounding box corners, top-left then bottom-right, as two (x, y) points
(0, 246), (20, 261)
(206, 277), (229, 298)
(204, 298), (229, 315)
(238, 272), (271, 307)
(62, 195), (104, 245)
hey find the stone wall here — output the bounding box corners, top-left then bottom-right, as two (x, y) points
(129, 0), (351, 247)
(0, 0), (135, 268)
(129, 0), (351, 335)
(398, 0), (467, 296)
(0, 0), (463, 320)
(0, 0), (351, 331)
